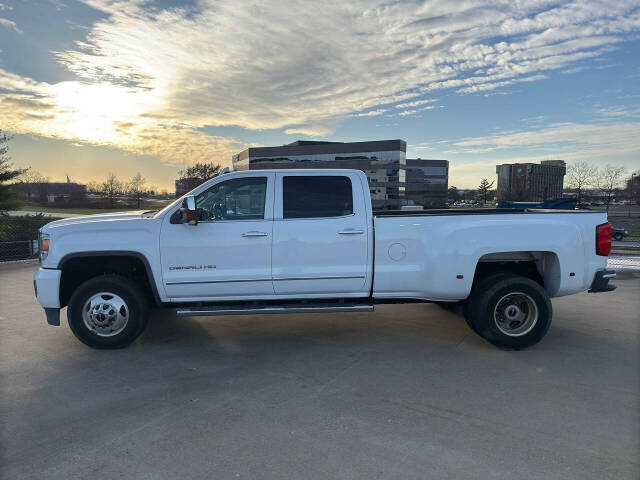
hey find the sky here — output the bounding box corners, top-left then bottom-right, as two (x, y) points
(1, 0), (639, 191)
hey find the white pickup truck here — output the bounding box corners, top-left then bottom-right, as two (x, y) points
(34, 169), (616, 350)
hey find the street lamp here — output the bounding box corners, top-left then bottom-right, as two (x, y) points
(630, 173), (637, 217)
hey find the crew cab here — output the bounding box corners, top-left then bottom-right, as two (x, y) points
(34, 169), (616, 349)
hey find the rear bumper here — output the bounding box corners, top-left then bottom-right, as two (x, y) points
(589, 269), (616, 293)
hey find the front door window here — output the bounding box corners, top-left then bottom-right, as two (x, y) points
(196, 177), (267, 222)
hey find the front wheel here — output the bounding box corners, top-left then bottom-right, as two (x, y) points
(67, 275), (149, 349)
(466, 274), (552, 349)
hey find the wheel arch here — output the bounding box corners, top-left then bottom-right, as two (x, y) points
(471, 250), (561, 296)
(58, 251), (161, 308)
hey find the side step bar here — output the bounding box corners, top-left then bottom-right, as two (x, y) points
(176, 302), (374, 317)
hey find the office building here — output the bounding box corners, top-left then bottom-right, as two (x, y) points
(232, 139), (448, 209)
(496, 160), (566, 202)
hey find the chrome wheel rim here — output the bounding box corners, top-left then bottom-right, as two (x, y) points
(493, 292), (538, 337)
(82, 292), (129, 337)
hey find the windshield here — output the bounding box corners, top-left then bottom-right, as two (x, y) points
(153, 196), (183, 219)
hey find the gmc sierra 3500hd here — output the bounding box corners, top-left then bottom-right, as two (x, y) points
(34, 169), (616, 349)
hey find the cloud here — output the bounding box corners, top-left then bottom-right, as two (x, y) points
(283, 126), (333, 136)
(352, 109), (388, 117)
(397, 105), (440, 116)
(394, 99), (437, 109)
(597, 106), (640, 118)
(0, 17), (22, 33)
(2, 0), (640, 166)
(451, 121), (640, 158)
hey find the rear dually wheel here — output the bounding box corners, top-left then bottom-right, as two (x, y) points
(466, 274), (552, 349)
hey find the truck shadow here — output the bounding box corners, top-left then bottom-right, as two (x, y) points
(138, 303), (473, 354)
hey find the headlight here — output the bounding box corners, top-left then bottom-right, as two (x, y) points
(39, 232), (50, 262)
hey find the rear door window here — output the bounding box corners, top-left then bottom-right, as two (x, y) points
(283, 176), (353, 219)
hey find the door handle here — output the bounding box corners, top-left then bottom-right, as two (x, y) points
(339, 228), (364, 235)
(242, 231), (269, 237)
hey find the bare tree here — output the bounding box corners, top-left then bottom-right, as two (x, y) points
(101, 173), (123, 208)
(86, 181), (101, 194)
(598, 165), (626, 212)
(566, 160), (597, 204)
(20, 169), (49, 184)
(20, 169), (50, 203)
(128, 172), (147, 209)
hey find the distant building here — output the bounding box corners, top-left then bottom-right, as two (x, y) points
(17, 181), (86, 203)
(496, 160), (566, 202)
(232, 139), (449, 209)
(405, 159), (449, 207)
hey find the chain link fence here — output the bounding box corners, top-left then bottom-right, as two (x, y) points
(608, 215), (640, 270)
(0, 214), (58, 262)
(609, 240), (640, 271)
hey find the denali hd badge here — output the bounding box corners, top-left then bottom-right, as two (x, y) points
(168, 265), (216, 270)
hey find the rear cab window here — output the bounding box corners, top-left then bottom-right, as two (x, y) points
(283, 176), (353, 219)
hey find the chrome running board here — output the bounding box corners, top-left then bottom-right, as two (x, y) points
(176, 302), (374, 317)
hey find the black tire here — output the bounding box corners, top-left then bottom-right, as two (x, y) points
(465, 274), (552, 349)
(67, 275), (149, 349)
(613, 233), (623, 241)
(463, 272), (512, 335)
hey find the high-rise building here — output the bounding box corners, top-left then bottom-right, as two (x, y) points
(496, 160), (566, 202)
(232, 139), (449, 209)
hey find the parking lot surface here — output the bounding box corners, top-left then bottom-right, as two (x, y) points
(1, 262), (638, 480)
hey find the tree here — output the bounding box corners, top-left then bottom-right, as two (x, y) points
(447, 186), (461, 202)
(101, 173), (123, 208)
(86, 181), (101, 194)
(598, 165), (626, 212)
(19, 169), (50, 203)
(20, 169), (48, 184)
(0, 130), (28, 211)
(128, 172), (147, 209)
(566, 160), (597, 204)
(476, 178), (495, 205)
(178, 162), (222, 189)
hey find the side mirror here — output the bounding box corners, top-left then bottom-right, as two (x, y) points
(180, 195), (198, 225)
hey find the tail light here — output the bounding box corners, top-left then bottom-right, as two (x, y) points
(596, 223), (611, 256)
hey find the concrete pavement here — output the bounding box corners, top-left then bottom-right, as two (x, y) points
(1, 262), (638, 480)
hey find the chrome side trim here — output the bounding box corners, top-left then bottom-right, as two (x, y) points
(166, 275), (365, 285)
(166, 278), (271, 285)
(176, 304), (374, 317)
(273, 275), (365, 281)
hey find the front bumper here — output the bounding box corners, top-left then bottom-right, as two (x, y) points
(34, 268), (62, 325)
(589, 269), (616, 293)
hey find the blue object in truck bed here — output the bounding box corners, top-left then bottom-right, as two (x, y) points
(497, 199), (577, 210)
